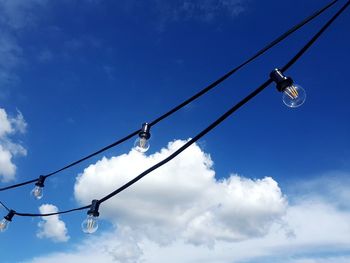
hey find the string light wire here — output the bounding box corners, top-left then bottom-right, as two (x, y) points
(0, 0), (340, 192)
(0, 201), (10, 212)
(4, 0), (349, 218)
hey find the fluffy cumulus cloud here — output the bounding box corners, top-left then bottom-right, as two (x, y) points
(0, 108), (27, 182)
(75, 140), (287, 247)
(22, 141), (350, 262)
(26, 164), (350, 263)
(37, 204), (70, 243)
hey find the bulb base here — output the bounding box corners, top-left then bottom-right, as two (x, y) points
(87, 200), (100, 217)
(35, 175), (46, 187)
(4, 210), (15, 222)
(138, 123), (151, 140)
(270, 68), (294, 92)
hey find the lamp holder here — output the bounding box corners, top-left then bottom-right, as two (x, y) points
(87, 200), (100, 217)
(138, 123), (151, 140)
(4, 210), (15, 222)
(35, 175), (46, 187)
(270, 68), (294, 92)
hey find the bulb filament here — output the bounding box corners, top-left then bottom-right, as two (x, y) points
(87, 217), (96, 231)
(0, 220), (8, 232)
(139, 138), (147, 148)
(285, 86), (299, 99)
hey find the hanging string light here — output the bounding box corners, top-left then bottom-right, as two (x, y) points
(270, 69), (306, 108)
(81, 200), (100, 234)
(30, 175), (46, 200)
(0, 0), (348, 235)
(0, 0), (339, 194)
(0, 210), (15, 232)
(134, 123), (151, 153)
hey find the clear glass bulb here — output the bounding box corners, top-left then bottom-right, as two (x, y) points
(282, 84), (306, 108)
(31, 185), (44, 200)
(81, 214), (98, 234)
(134, 137), (150, 153)
(0, 218), (10, 232)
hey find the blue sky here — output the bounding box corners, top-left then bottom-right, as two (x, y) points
(0, 0), (349, 262)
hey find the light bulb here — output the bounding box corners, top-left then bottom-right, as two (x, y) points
(81, 214), (98, 234)
(0, 210), (15, 233)
(270, 68), (306, 108)
(82, 200), (100, 234)
(0, 218), (10, 232)
(31, 175), (46, 200)
(31, 185), (44, 200)
(134, 137), (150, 153)
(134, 123), (151, 153)
(282, 84), (306, 108)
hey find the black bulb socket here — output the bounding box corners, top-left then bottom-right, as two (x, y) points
(35, 175), (46, 188)
(138, 123), (151, 140)
(87, 200), (100, 217)
(4, 210), (15, 222)
(270, 68), (294, 92)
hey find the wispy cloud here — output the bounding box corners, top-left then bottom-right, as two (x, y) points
(0, 32), (22, 89)
(163, 0), (245, 22)
(288, 172), (350, 211)
(88, 0), (247, 32)
(151, 0), (246, 31)
(0, 0), (48, 90)
(0, 0), (47, 29)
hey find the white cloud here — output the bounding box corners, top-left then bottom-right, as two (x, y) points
(23, 196), (350, 263)
(288, 172), (350, 210)
(0, 108), (27, 182)
(0, 144), (16, 178)
(22, 141), (350, 262)
(37, 204), (70, 243)
(0, 108), (13, 136)
(75, 140), (287, 246)
(287, 257), (350, 263)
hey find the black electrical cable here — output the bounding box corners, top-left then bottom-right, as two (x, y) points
(281, 0), (350, 72)
(0, 131), (141, 192)
(44, 130), (141, 179)
(95, 0), (350, 205)
(0, 201), (10, 212)
(98, 79), (273, 204)
(15, 205), (90, 217)
(0, 0), (339, 192)
(148, 0), (341, 127)
(9, 0), (349, 217)
(0, 178), (39, 192)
